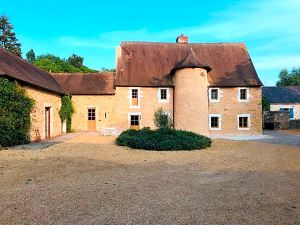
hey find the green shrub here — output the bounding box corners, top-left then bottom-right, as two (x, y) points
(154, 107), (173, 129)
(59, 96), (75, 132)
(116, 128), (211, 151)
(0, 78), (34, 147)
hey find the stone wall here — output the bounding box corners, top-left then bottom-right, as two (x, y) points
(71, 87), (174, 134)
(264, 111), (290, 130)
(209, 87), (263, 135)
(25, 86), (62, 141)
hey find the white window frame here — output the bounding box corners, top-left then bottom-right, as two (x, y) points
(238, 88), (250, 102)
(129, 87), (141, 108)
(158, 88), (169, 103)
(209, 88), (220, 102)
(237, 114), (251, 130)
(209, 114), (222, 130)
(128, 112), (142, 129)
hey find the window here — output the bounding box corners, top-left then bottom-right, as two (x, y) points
(88, 108), (96, 120)
(132, 89), (138, 99)
(130, 115), (139, 126)
(237, 114), (250, 130)
(209, 114), (221, 130)
(211, 89), (218, 100)
(158, 88), (169, 102)
(160, 89), (167, 100)
(130, 88), (140, 107)
(209, 88), (220, 102)
(238, 88), (249, 102)
(129, 114), (141, 130)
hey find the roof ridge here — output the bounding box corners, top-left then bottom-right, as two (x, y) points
(121, 41), (246, 46)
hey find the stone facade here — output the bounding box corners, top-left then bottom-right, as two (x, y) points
(70, 85), (262, 136)
(209, 87), (262, 135)
(25, 86), (62, 141)
(71, 87), (174, 135)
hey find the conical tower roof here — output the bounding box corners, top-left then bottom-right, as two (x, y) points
(170, 48), (211, 75)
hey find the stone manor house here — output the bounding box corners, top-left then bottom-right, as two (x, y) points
(0, 34), (263, 141)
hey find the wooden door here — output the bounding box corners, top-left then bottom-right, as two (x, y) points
(87, 108), (96, 131)
(130, 115), (140, 130)
(45, 107), (51, 138)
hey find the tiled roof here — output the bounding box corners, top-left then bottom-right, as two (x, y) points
(116, 42), (263, 87)
(52, 73), (115, 95)
(263, 86), (300, 103)
(0, 47), (66, 95)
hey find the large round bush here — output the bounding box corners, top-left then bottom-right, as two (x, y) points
(0, 78), (34, 147)
(116, 128), (212, 151)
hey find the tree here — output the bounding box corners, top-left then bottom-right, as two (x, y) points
(0, 15), (22, 57)
(154, 107), (173, 129)
(34, 54), (97, 73)
(26, 49), (36, 63)
(67, 54), (84, 68)
(276, 68), (300, 86)
(262, 95), (270, 111)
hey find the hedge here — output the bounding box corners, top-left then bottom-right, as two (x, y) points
(116, 128), (212, 151)
(0, 78), (34, 147)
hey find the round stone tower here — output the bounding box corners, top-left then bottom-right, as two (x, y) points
(171, 48), (211, 136)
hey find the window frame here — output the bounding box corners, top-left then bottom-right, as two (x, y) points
(128, 112), (142, 129)
(87, 108), (96, 121)
(238, 88), (249, 102)
(209, 88), (220, 102)
(158, 88), (169, 103)
(237, 114), (251, 130)
(209, 114), (222, 130)
(129, 87), (141, 108)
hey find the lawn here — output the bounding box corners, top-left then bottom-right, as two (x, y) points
(0, 134), (299, 225)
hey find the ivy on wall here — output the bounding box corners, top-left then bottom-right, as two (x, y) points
(59, 96), (75, 133)
(0, 78), (34, 147)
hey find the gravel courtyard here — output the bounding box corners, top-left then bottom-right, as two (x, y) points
(0, 134), (299, 225)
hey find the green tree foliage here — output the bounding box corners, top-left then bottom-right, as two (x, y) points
(154, 107), (173, 129)
(34, 54), (97, 73)
(0, 15), (22, 57)
(116, 128), (212, 151)
(26, 49), (36, 63)
(59, 96), (75, 133)
(276, 68), (300, 86)
(67, 54), (84, 68)
(262, 95), (270, 111)
(0, 78), (34, 147)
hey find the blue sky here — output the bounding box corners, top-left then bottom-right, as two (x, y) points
(1, 0), (299, 85)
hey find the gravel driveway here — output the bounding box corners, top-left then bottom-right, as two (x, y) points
(0, 134), (299, 225)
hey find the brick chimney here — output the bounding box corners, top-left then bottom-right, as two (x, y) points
(176, 34), (189, 44)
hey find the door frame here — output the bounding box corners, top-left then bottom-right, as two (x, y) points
(87, 107), (97, 131)
(45, 106), (51, 139)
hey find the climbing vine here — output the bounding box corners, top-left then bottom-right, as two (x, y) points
(0, 78), (35, 147)
(59, 96), (75, 133)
